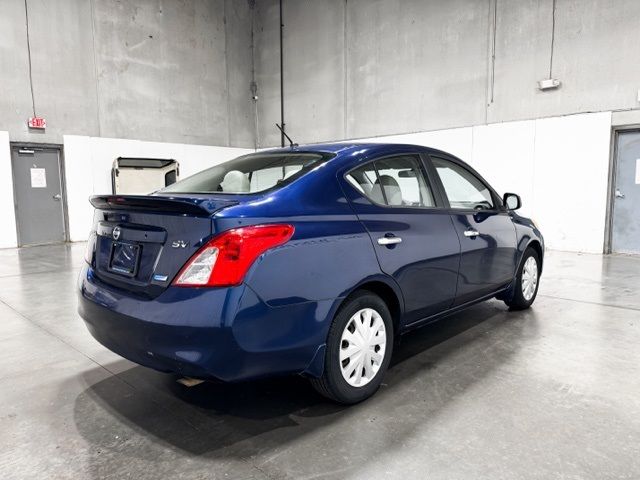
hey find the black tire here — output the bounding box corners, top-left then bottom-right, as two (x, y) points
(310, 291), (393, 404)
(505, 247), (541, 310)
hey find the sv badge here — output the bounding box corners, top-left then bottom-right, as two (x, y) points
(171, 240), (189, 249)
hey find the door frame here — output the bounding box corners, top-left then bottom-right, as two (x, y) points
(10, 142), (70, 246)
(604, 126), (640, 254)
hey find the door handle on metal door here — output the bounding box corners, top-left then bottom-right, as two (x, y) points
(463, 229), (479, 238)
(377, 236), (402, 246)
(615, 189), (625, 199)
(52, 194), (61, 200)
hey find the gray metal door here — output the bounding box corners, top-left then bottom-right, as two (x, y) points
(611, 131), (640, 254)
(11, 146), (66, 246)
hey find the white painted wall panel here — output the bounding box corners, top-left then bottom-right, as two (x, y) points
(0, 131), (18, 248)
(63, 135), (251, 242)
(352, 112), (612, 253)
(531, 112), (612, 253)
(1, 113), (615, 253)
(63, 135), (95, 245)
(472, 120), (537, 218)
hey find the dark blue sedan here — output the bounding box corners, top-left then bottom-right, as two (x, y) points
(78, 143), (544, 404)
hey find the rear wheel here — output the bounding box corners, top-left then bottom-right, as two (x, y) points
(505, 247), (540, 310)
(310, 291), (393, 404)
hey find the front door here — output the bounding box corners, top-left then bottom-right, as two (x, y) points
(11, 146), (66, 246)
(344, 154), (460, 324)
(429, 156), (518, 305)
(611, 131), (640, 254)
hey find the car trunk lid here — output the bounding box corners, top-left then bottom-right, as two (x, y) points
(88, 195), (237, 298)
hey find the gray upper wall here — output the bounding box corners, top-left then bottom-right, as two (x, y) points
(0, 0), (254, 147)
(255, 0), (640, 147)
(3, 0), (640, 149)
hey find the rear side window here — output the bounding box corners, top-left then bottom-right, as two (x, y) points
(346, 155), (435, 207)
(432, 157), (494, 210)
(161, 152), (327, 194)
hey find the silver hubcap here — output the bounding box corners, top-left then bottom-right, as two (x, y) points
(521, 256), (538, 301)
(339, 308), (387, 387)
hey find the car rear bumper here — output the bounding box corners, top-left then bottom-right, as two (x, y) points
(78, 264), (333, 381)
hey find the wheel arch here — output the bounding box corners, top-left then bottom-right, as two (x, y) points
(526, 239), (544, 273)
(342, 277), (404, 336)
(300, 276), (403, 379)
(497, 238), (544, 303)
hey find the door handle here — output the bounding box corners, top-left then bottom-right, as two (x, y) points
(615, 189), (625, 199)
(52, 193), (61, 200)
(463, 229), (479, 238)
(377, 236), (402, 246)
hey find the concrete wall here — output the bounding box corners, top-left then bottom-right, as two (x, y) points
(255, 0), (640, 146)
(0, 0), (634, 254)
(0, 0), (254, 147)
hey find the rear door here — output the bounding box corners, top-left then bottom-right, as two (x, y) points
(427, 155), (518, 305)
(344, 154), (460, 324)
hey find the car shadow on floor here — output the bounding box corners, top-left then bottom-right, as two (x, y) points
(72, 300), (533, 461)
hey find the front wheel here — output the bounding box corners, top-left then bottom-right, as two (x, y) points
(505, 247), (541, 310)
(310, 291), (393, 404)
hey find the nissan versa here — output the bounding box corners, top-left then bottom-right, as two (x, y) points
(78, 143), (544, 404)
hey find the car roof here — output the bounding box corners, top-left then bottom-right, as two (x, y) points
(258, 142), (459, 167)
(261, 142), (420, 154)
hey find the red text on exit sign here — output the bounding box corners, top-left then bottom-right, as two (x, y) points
(28, 117), (46, 129)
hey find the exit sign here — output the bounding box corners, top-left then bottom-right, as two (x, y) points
(28, 117), (46, 129)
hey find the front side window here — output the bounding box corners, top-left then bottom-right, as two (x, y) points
(346, 155), (435, 207)
(432, 157), (494, 210)
(161, 152), (327, 194)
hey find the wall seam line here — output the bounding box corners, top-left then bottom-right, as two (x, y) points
(343, 0), (348, 140)
(23, 0), (37, 117)
(548, 0), (557, 78)
(224, 0), (232, 147)
(89, 0), (102, 137)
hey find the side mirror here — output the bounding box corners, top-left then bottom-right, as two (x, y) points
(503, 193), (521, 210)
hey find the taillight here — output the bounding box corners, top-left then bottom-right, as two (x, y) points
(173, 224), (294, 287)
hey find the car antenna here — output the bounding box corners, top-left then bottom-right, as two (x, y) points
(275, 123), (298, 148)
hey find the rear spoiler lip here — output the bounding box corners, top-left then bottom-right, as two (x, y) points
(89, 194), (238, 216)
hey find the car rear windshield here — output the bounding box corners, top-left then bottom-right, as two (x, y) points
(160, 152), (328, 194)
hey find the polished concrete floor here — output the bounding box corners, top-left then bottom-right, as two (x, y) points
(1, 244), (639, 479)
